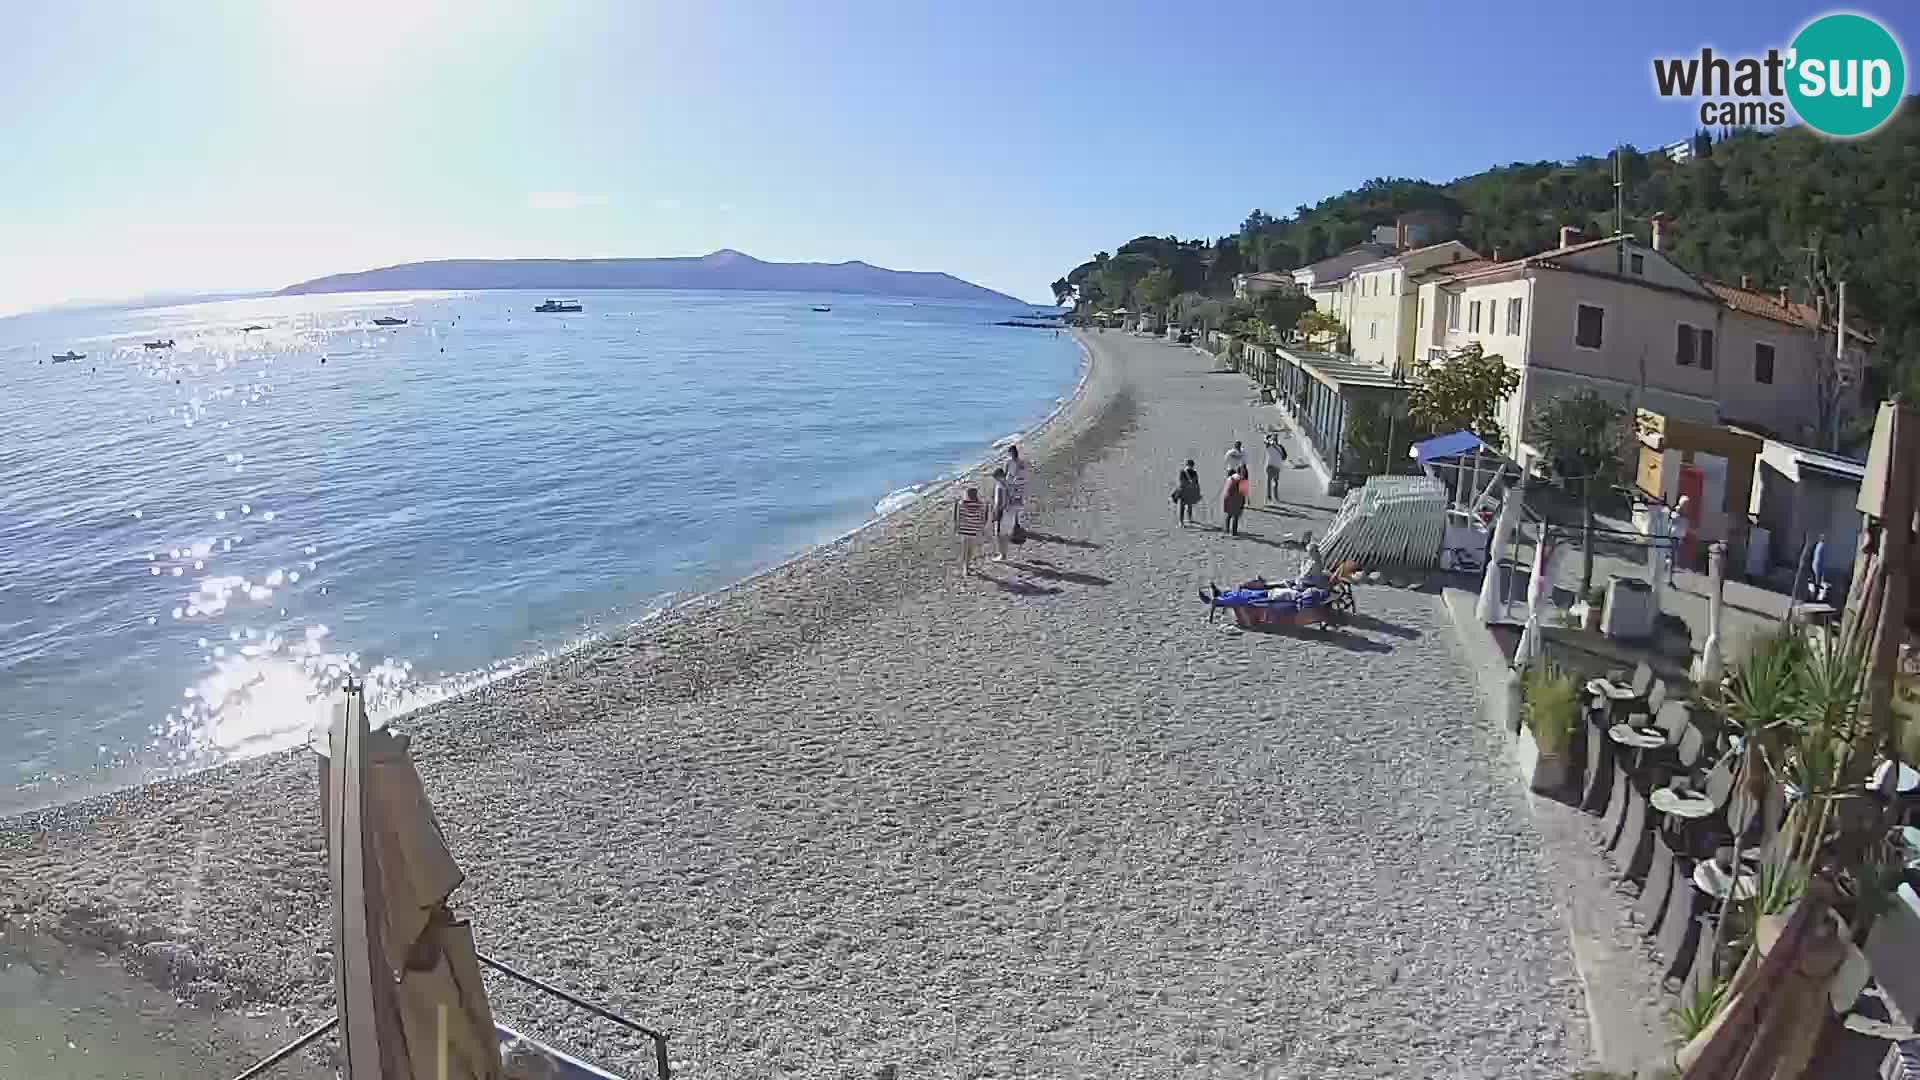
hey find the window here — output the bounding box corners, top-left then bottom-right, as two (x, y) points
(1575, 304), (1604, 348)
(1369, 321), (1377, 340)
(1631, 254), (1645, 275)
(1389, 276), (1397, 296)
(1505, 297), (1523, 335)
(1418, 296), (1425, 326)
(1755, 342), (1775, 384)
(1469, 300), (1482, 332)
(1447, 294), (1461, 330)
(1699, 328), (1714, 370)
(1676, 324), (1696, 366)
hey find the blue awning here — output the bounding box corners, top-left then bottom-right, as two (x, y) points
(1411, 431), (1487, 464)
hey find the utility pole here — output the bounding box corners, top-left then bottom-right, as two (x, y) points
(1614, 145), (1626, 274)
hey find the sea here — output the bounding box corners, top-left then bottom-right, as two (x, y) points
(0, 289), (1081, 814)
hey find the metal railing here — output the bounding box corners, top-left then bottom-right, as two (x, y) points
(229, 956), (672, 1080)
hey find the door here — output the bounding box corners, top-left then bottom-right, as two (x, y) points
(1676, 464), (1705, 568)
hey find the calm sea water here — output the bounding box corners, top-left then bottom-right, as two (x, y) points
(0, 290), (1078, 813)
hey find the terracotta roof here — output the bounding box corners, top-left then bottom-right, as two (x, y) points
(1414, 257), (1500, 281)
(1699, 279), (1871, 341)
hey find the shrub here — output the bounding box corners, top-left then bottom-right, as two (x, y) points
(1521, 661), (1581, 756)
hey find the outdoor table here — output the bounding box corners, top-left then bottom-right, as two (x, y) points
(1609, 724), (1668, 751)
(1870, 760), (1920, 795)
(1693, 858), (1758, 901)
(1587, 677), (1638, 701)
(1651, 787), (1716, 820)
(1790, 602), (1839, 626)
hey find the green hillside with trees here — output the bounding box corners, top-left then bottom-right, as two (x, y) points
(1055, 104), (1920, 405)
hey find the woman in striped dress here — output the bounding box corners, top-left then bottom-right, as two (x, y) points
(954, 485), (987, 574)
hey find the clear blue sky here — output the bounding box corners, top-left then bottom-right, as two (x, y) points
(1, 0), (1910, 313)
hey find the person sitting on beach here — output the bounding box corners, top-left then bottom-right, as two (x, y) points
(1171, 460), (1201, 526)
(989, 467), (1017, 562)
(1294, 540), (1329, 589)
(1221, 466), (1249, 536)
(954, 486), (987, 574)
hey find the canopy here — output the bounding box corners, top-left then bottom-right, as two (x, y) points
(1410, 431), (1487, 465)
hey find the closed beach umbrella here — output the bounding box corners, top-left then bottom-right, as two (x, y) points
(321, 683), (505, 1080)
(1477, 481), (1522, 624)
(1513, 529), (1555, 668)
(1678, 883), (1849, 1080)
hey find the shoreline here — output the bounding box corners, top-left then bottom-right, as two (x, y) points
(0, 337), (1092, 820)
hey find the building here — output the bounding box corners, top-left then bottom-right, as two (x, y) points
(1339, 240), (1480, 374)
(1633, 410), (1762, 563)
(1289, 242), (1394, 315)
(1662, 139), (1696, 164)
(1409, 221), (1869, 461)
(1232, 271), (1300, 301)
(1746, 438), (1867, 584)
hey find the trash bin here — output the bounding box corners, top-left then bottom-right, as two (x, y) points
(1602, 576), (1655, 640)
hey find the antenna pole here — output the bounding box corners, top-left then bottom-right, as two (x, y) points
(1614, 145), (1626, 274)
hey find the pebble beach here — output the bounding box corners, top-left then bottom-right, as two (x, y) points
(2, 331), (1589, 1078)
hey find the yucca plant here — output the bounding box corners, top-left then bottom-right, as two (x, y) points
(1521, 661), (1580, 757)
(1667, 976), (1729, 1043)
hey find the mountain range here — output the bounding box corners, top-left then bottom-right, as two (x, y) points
(279, 250), (1025, 305)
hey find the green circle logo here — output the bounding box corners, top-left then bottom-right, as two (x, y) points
(1787, 13), (1906, 137)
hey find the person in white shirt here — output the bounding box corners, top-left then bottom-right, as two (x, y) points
(1224, 440), (1248, 478)
(1263, 434), (1288, 501)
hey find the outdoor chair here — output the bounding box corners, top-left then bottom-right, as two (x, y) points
(1635, 827), (1680, 936)
(1656, 881), (1714, 987)
(1626, 678), (1669, 728)
(1601, 756), (1633, 849)
(1683, 912), (1725, 1000)
(1674, 722), (1707, 771)
(1610, 782), (1651, 884)
(1581, 713), (1615, 814)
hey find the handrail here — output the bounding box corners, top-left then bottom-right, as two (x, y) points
(477, 952), (672, 1080)
(231, 1018), (339, 1080)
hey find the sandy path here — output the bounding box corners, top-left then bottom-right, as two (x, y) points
(3, 332), (1586, 1079)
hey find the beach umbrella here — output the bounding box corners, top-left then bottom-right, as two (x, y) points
(1513, 528), (1556, 668)
(1477, 480), (1522, 624)
(320, 683), (505, 1080)
(1694, 541), (1726, 687)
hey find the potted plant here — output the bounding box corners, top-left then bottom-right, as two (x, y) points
(1521, 661), (1580, 793)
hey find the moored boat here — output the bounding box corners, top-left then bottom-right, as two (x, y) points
(372, 317), (408, 326)
(144, 339), (174, 350)
(52, 351), (84, 362)
(534, 298), (583, 313)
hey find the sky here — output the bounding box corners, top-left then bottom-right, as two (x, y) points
(2, 0), (1913, 314)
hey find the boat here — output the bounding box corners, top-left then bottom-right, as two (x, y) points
(144, 339), (174, 350)
(534, 298), (583, 313)
(812, 305), (832, 313)
(240, 324), (268, 332)
(372, 317), (408, 326)
(52, 351), (83, 363)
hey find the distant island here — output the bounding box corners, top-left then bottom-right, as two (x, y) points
(279, 249), (1026, 305)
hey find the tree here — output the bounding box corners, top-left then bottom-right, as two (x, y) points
(1132, 268), (1174, 313)
(1252, 290), (1313, 339)
(1406, 342), (1521, 446)
(1294, 308), (1343, 349)
(1525, 390), (1638, 596)
(1050, 277), (1073, 307)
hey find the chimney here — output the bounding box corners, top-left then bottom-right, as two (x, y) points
(1778, 285), (1791, 308)
(1650, 213), (1669, 252)
(1740, 273), (1752, 289)
(1558, 226), (1582, 249)
(1491, 247), (1502, 263)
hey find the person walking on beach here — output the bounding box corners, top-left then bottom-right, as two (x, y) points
(1171, 459), (1202, 526)
(1224, 440), (1248, 479)
(990, 467), (1018, 561)
(1222, 465), (1250, 536)
(954, 486), (987, 574)
(1264, 433), (1288, 502)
